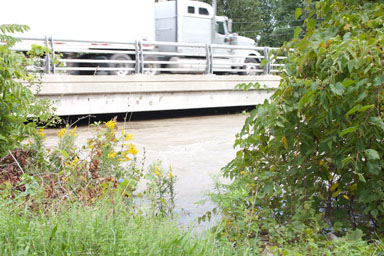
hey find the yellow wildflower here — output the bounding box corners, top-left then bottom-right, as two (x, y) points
(107, 151), (117, 159)
(125, 132), (134, 141)
(105, 120), (116, 130)
(154, 167), (161, 177)
(70, 126), (78, 136)
(72, 157), (79, 166)
(38, 128), (46, 137)
(119, 156), (131, 162)
(169, 171), (173, 178)
(118, 151), (131, 162)
(57, 128), (67, 138)
(128, 144), (138, 155)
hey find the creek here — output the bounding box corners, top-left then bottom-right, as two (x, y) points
(45, 113), (247, 230)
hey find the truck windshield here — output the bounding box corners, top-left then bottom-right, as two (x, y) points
(217, 21), (225, 35)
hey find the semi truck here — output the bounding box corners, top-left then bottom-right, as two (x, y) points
(2, 0), (261, 75)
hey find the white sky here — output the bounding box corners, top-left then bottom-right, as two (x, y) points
(0, 0), (155, 41)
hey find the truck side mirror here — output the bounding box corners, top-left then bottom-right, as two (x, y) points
(231, 33), (238, 45)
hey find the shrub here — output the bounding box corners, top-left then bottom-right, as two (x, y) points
(0, 24), (55, 157)
(216, 0), (384, 246)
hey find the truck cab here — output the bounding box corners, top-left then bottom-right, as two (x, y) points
(155, 0), (261, 74)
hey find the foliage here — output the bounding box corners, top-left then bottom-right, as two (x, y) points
(202, 0), (308, 47)
(0, 197), (243, 256)
(270, 0), (306, 46)
(0, 121), (259, 255)
(214, 0), (384, 248)
(0, 24), (56, 157)
(0, 120), (143, 209)
(145, 161), (176, 217)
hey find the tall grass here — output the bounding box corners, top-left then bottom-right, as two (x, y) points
(0, 197), (258, 256)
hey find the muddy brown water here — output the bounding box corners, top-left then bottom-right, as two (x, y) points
(45, 113), (247, 229)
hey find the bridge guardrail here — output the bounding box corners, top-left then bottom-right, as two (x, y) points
(11, 37), (287, 76)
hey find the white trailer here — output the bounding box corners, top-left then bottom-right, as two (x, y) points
(1, 0), (264, 75)
(3, 0), (154, 42)
(1, 0), (156, 75)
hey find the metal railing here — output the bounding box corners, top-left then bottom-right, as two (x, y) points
(13, 36), (287, 76)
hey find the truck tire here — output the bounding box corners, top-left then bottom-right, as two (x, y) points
(108, 54), (133, 76)
(142, 56), (160, 75)
(240, 58), (260, 76)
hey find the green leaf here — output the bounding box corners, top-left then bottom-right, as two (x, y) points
(49, 225), (58, 241)
(357, 173), (366, 183)
(358, 104), (374, 112)
(0, 134), (8, 142)
(160, 198), (169, 208)
(295, 8), (302, 19)
(294, 27), (302, 39)
(373, 74), (384, 86)
(298, 89), (315, 110)
(60, 150), (69, 160)
(332, 189), (341, 198)
(347, 60), (355, 73)
(367, 162), (380, 175)
(341, 79), (355, 87)
(281, 136), (288, 150)
(365, 149), (380, 160)
(342, 156), (354, 167)
(330, 183), (339, 192)
(347, 229), (363, 240)
(345, 104), (362, 117)
(330, 82), (344, 96)
(339, 126), (358, 136)
(264, 181), (274, 194)
(306, 18), (317, 30)
(369, 117), (384, 131)
(356, 78), (369, 87)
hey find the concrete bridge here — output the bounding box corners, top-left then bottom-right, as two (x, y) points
(31, 75), (281, 116)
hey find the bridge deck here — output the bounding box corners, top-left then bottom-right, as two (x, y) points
(31, 75), (281, 116)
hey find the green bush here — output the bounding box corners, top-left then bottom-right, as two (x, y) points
(0, 24), (55, 157)
(216, 0), (384, 246)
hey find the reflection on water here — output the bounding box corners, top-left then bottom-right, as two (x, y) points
(45, 113), (247, 229)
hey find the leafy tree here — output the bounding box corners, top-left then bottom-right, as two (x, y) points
(0, 24), (54, 156)
(270, 0), (306, 46)
(203, 0), (308, 47)
(202, 0), (273, 45)
(218, 0), (384, 244)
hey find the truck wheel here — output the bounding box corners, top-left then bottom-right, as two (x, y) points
(241, 58), (259, 76)
(108, 54), (133, 76)
(142, 56), (160, 75)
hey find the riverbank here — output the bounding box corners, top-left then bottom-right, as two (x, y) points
(44, 114), (248, 229)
